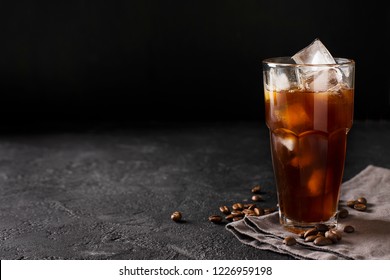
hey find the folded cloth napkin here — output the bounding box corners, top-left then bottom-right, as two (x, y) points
(226, 165), (390, 260)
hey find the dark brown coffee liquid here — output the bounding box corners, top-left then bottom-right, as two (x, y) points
(265, 89), (354, 223)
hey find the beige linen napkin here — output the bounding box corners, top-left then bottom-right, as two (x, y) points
(226, 165), (390, 260)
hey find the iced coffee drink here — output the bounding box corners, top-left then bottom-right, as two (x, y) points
(262, 39), (355, 231)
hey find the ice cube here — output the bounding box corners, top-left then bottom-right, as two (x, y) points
(283, 103), (310, 132)
(268, 68), (290, 91)
(279, 136), (295, 152)
(307, 169), (326, 196)
(292, 39), (343, 92)
(292, 38), (336, 65)
(272, 131), (298, 162)
(302, 67), (343, 92)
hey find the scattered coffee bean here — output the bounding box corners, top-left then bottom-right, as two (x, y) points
(246, 204), (257, 210)
(251, 185), (262, 194)
(242, 209), (255, 216)
(325, 231), (339, 243)
(231, 210), (244, 217)
(347, 200), (357, 208)
(254, 207), (264, 216)
(346, 196), (369, 211)
(171, 211), (182, 222)
(304, 228), (318, 238)
(233, 216), (243, 221)
(354, 203), (367, 211)
(283, 236), (296, 246)
(304, 235), (318, 242)
(249, 204), (258, 210)
(344, 225), (355, 233)
(219, 206), (230, 215)
(329, 229), (342, 241)
(338, 208), (349, 219)
(251, 194), (263, 202)
(208, 215), (223, 224)
(316, 231), (325, 237)
(357, 197), (367, 205)
(314, 236), (333, 246)
(315, 224), (329, 232)
(225, 214), (234, 221)
(232, 203), (244, 211)
(299, 231), (305, 239)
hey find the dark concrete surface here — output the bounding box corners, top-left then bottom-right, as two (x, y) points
(0, 121), (389, 260)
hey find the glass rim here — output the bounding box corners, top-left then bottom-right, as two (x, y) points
(262, 56), (355, 67)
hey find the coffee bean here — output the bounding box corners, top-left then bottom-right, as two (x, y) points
(283, 236), (296, 246)
(232, 203), (244, 211)
(233, 216), (243, 221)
(245, 204), (257, 210)
(347, 200), (357, 208)
(219, 206), (230, 215)
(242, 209), (255, 216)
(231, 210), (244, 217)
(299, 231), (305, 239)
(209, 215), (223, 224)
(354, 203), (367, 211)
(304, 235), (318, 242)
(315, 224), (329, 232)
(251, 185), (262, 194)
(357, 197), (367, 205)
(171, 211), (182, 222)
(225, 214), (234, 221)
(329, 229), (342, 241)
(249, 204), (257, 210)
(316, 232), (325, 237)
(314, 236), (333, 246)
(344, 225), (355, 233)
(254, 207), (264, 216)
(325, 231), (339, 243)
(251, 195), (263, 202)
(338, 208), (349, 219)
(304, 228), (318, 238)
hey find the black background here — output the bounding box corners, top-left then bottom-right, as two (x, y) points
(1, 0), (389, 127)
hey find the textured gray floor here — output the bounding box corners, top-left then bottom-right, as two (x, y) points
(0, 121), (389, 260)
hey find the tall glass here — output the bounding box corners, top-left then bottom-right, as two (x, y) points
(262, 57), (355, 232)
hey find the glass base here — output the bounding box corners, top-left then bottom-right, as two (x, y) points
(279, 212), (338, 234)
